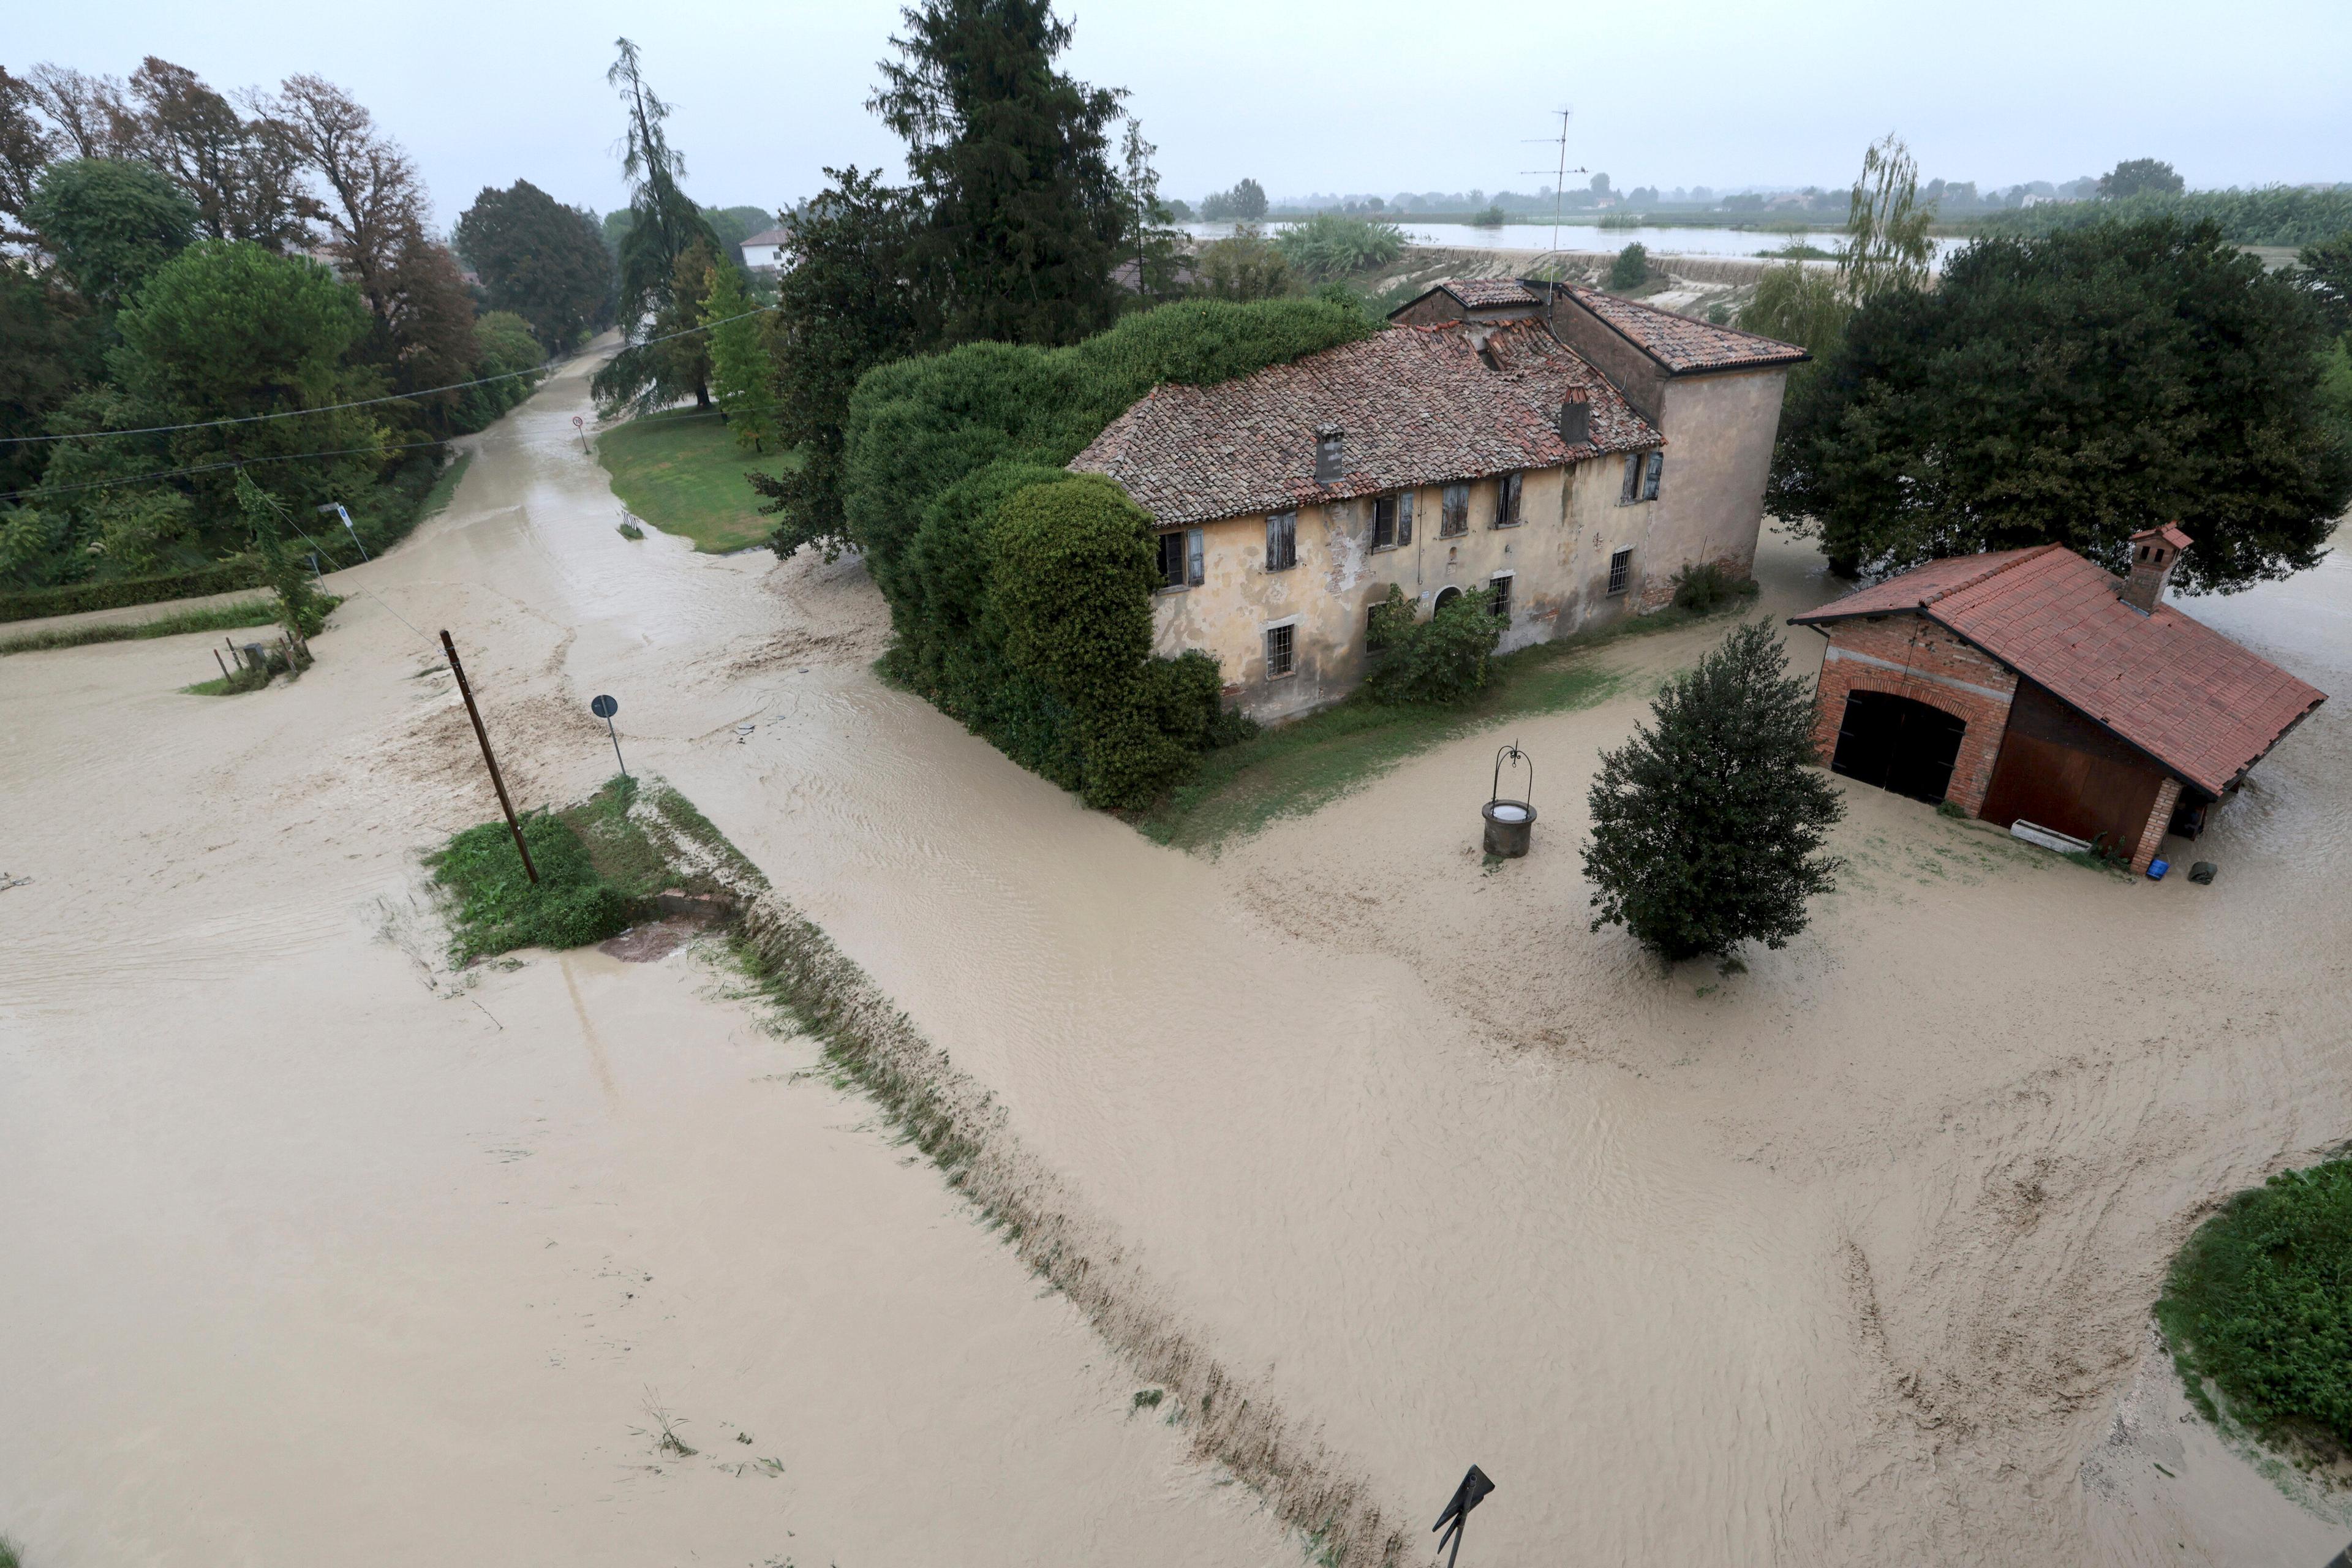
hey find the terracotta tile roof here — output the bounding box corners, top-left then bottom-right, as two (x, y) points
(1068, 320), (1659, 528)
(2138, 522), (2193, 552)
(1437, 278), (1540, 309)
(1561, 284), (1809, 374)
(1793, 546), (2326, 795)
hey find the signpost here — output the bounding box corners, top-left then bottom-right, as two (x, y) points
(1431, 1465), (1494, 1568)
(573, 414), (589, 453)
(592, 694), (627, 779)
(315, 501), (368, 562)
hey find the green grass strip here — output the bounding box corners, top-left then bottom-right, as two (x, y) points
(1136, 596), (1752, 853)
(595, 409), (799, 554)
(0, 596), (290, 656)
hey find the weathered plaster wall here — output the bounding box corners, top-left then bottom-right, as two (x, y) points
(1654, 366), (1789, 583)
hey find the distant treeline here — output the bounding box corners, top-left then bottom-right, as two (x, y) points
(1975, 186), (2352, 249)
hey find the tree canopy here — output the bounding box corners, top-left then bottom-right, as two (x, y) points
(1769, 218), (2352, 590)
(869, 0), (1129, 348)
(24, 156), (197, 307)
(2099, 158), (2185, 200)
(454, 179), (615, 353)
(1584, 620), (1845, 963)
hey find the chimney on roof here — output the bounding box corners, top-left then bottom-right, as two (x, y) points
(1314, 424), (1344, 483)
(1558, 387), (1591, 448)
(2120, 522), (2188, 614)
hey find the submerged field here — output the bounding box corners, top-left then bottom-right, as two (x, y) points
(4, 343), (2347, 1567)
(594, 408), (797, 553)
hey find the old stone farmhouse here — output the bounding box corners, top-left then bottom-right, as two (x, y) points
(1068, 279), (1806, 720)
(1790, 527), (2326, 873)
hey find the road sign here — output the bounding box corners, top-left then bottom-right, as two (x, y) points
(591, 695), (627, 778)
(573, 414), (589, 453)
(1433, 1466), (1494, 1568)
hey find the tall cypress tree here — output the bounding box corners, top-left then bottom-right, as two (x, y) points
(869, 0), (1128, 347)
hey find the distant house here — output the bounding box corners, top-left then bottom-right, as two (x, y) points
(1067, 281), (1805, 721)
(738, 226), (791, 273)
(1790, 528), (2324, 872)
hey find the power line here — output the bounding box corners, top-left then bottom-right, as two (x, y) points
(1, 305), (777, 447)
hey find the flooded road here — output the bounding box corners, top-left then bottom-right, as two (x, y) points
(5, 345), (2348, 1565)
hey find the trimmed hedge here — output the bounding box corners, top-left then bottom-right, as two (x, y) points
(0, 557), (264, 622)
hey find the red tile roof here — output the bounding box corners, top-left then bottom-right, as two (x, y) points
(1792, 546), (2326, 796)
(1561, 284), (1809, 374)
(1435, 278), (1540, 310)
(1069, 320), (1659, 527)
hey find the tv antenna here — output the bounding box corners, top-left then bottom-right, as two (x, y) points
(1521, 109), (1588, 256)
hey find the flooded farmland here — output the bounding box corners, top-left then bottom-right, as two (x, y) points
(3, 350), (2346, 1566)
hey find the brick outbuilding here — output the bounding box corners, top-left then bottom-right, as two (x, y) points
(1790, 529), (2325, 873)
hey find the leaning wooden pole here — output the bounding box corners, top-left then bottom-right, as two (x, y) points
(439, 629), (537, 884)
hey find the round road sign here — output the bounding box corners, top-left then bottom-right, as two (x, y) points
(590, 694), (618, 719)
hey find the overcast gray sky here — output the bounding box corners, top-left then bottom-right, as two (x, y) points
(13, 0), (2349, 230)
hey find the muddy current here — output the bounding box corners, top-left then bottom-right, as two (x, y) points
(2, 349), (2347, 1566)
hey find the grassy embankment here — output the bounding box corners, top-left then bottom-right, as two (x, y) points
(0, 597), (287, 656)
(429, 774), (762, 965)
(595, 410), (800, 554)
(2158, 1157), (2352, 1468)
(1137, 593), (1757, 853)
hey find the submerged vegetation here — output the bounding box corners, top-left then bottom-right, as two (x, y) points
(0, 594), (295, 655)
(2159, 1158), (2352, 1460)
(428, 775), (756, 965)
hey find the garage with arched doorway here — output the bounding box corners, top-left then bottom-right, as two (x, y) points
(1828, 689), (1967, 805)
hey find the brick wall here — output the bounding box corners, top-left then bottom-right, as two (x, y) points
(2130, 776), (2182, 875)
(1808, 612), (2019, 816)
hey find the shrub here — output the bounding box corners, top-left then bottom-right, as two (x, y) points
(1274, 214), (1406, 282)
(2159, 1159), (2352, 1452)
(1669, 560), (1756, 613)
(1610, 243), (1650, 290)
(1583, 620), (1845, 962)
(1362, 584), (1504, 705)
(429, 810), (633, 964)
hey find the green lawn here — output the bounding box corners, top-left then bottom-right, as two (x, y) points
(595, 410), (800, 554)
(1136, 595), (1755, 853)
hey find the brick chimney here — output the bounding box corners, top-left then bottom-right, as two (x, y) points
(1558, 387), (1591, 447)
(2120, 522), (2190, 614)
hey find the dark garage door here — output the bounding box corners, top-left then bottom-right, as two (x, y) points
(1830, 690), (1967, 805)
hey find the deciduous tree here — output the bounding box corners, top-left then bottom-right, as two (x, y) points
(2099, 158), (2184, 200)
(1583, 620), (1844, 963)
(453, 179), (613, 352)
(118, 58), (315, 248)
(701, 259), (778, 451)
(23, 157), (198, 307)
(1769, 217), (2352, 592)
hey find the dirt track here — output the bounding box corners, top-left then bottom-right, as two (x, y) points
(3, 348), (2346, 1565)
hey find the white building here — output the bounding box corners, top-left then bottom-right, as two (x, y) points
(739, 227), (790, 273)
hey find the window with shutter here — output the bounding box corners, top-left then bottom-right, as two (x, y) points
(1157, 531), (1187, 589)
(1371, 496), (1396, 550)
(1440, 484), (1468, 537)
(1621, 453), (1642, 504)
(1186, 528), (1204, 586)
(1495, 472), (1523, 527)
(1265, 511), (1297, 570)
(1398, 491), (1413, 546)
(1642, 451), (1664, 501)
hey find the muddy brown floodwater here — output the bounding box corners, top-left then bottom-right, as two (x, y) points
(4, 345), (2348, 1566)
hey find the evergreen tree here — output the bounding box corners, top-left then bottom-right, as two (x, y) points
(869, 0), (1128, 347)
(1583, 620), (1845, 964)
(702, 258), (778, 451)
(592, 38), (721, 412)
(1116, 119), (1186, 306)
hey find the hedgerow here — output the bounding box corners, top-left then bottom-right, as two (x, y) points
(845, 297), (1373, 806)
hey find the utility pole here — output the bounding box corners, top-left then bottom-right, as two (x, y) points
(440, 630), (538, 884)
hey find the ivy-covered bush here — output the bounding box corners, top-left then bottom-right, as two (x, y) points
(843, 297), (1374, 805)
(1362, 584), (1505, 705)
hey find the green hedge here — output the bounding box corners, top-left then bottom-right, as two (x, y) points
(0, 557), (264, 622)
(846, 297), (1374, 807)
